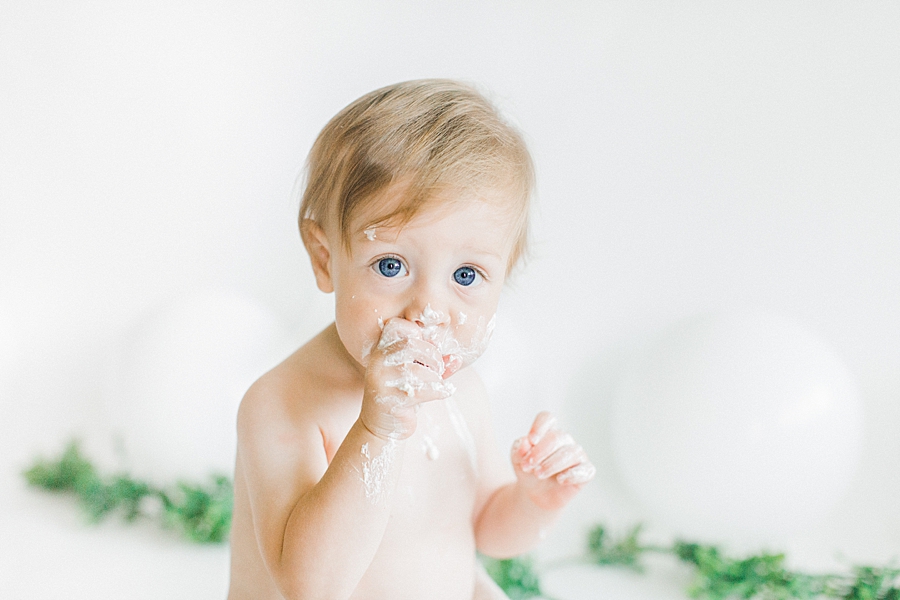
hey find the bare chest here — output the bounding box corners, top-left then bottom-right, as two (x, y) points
(390, 398), (480, 522)
(353, 399), (482, 599)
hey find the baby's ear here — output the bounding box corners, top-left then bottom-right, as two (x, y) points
(300, 219), (335, 293)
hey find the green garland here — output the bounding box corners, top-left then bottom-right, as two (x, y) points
(24, 441), (232, 543)
(24, 443), (900, 599)
(483, 525), (900, 600)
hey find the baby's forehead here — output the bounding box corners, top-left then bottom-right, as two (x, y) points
(353, 202), (454, 239)
(355, 206), (504, 250)
(349, 185), (518, 235)
(353, 201), (516, 264)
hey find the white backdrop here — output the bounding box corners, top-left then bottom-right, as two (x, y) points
(1, 2), (898, 598)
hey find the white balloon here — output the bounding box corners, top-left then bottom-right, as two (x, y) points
(610, 310), (863, 544)
(105, 291), (291, 483)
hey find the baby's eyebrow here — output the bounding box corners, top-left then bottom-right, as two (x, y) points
(459, 245), (504, 261)
(358, 223), (404, 238)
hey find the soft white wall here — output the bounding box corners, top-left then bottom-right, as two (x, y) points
(1, 1), (899, 593)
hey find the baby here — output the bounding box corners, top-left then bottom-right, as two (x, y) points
(228, 79), (596, 599)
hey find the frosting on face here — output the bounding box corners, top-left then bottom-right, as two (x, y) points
(333, 191), (516, 388)
(362, 306), (496, 376)
(413, 304), (495, 374)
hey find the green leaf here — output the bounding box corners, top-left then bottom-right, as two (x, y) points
(24, 441), (97, 492)
(842, 566), (900, 600)
(586, 524), (645, 569)
(480, 555), (543, 599)
(160, 476), (233, 544)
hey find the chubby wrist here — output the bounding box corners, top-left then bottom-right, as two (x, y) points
(512, 479), (565, 516)
(355, 415), (412, 444)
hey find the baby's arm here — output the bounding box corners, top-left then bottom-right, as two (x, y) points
(474, 412), (595, 558)
(237, 320), (451, 600)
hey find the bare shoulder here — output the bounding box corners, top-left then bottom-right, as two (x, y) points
(237, 347), (323, 461)
(236, 340), (326, 497)
(235, 325), (363, 548)
(238, 324), (361, 457)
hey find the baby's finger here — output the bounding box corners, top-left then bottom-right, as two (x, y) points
(521, 428), (573, 473)
(527, 411), (557, 445)
(403, 337), (445, 376)
(555, 462), (596, 486)
(385, 362), (454, 402)
(510, 436), (532, 470)
(378, 318), (422, 350)
(533, 443), (587, 480)
(381, 337), (444, 376)
(442, 354), (463, 379)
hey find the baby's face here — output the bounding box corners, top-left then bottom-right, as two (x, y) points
(330, 190), (518, 377)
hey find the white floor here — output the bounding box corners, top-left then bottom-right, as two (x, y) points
(2, 469), (898, 600)
(0, 477), (230, 599)
(1, 388), (898, 599)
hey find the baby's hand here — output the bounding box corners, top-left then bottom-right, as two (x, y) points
(359, 318), (455, 441)
(511, 412), (596, 512)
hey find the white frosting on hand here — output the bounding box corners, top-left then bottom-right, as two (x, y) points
(360, 440), (398, 503)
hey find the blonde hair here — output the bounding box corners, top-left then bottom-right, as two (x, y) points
(298, 79), (534, 271)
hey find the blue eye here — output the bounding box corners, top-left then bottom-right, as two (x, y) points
(377, 257), (405, 277)
(453, 266), (479, 286)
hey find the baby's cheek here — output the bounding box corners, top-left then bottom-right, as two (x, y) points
(348, 313), (389, 368)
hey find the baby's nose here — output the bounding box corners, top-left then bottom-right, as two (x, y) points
(413, 303), (449, 329)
